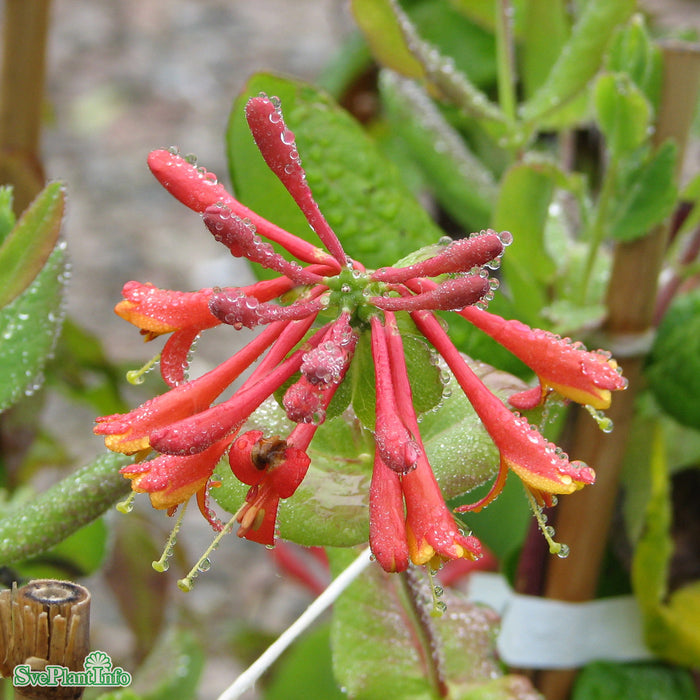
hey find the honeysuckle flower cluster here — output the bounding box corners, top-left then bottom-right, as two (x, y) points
(95, 94), (627, 575)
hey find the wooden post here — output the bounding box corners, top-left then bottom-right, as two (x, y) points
(0, 579), (91, 699)
(0, 0), (52, 214)
(536, 42), (700, 700)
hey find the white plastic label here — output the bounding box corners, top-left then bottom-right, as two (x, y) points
(468, 572), (654, 669)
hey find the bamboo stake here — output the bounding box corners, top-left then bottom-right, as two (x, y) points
(0, 579), (91, 699)
(537, 42), (700, 700)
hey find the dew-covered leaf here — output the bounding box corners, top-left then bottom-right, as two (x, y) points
(352, 0), (506, 131)
(380, 70), (497, 231)
(227, 73), (444, 274)
(520, 0), (635, 125)
(0, 452), (131, 564)
(646, 287), (700, 430)
(0, 240), (68, 412)
(0, 182), (65, 309)
(328, 548), (539, 700)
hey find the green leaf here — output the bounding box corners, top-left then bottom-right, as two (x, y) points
(0, 182), (65, 309)
(520, 0), (636, 124)
(608, 141), (677, 242)
(492, 161), (555, 324)
(97, 628), (204, 700)
(0, 186), (16, 245)
(266, 623), (346, 700)
(11, 517), (108, 581)
(646, 287), (700, 430)
(0, 240), (68, 411)
(214, 358), (510, 547)
(351, 0), (506, 129)
(521, 0), (570, 100)
(573, 660), (699, 700)
(379, 70), (497, 231)
(606, 15), (663, 111)
(227, 74), (445, 275)
(328, 548), (538, 700)
(594, 73), (652, 156)
(0, 452), (132, 564)
(631, 427), (700, 667)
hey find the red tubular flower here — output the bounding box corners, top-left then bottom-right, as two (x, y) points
(147, 148), (340, 271)
(121, 437), (231, 516)
(94, 321), (287, 454)
(244, 96), (348, 266)
(208, 288), (326, 330)
(369, 452), (409, 573)
(381, 312), (482, 567)
(371, 230), (505, 283)
(371, 275), (490, 312)
(370, 316), (420, 474)
(458, 305), (628, 410)
(104, 93), (626, 578)
(202, 205), (324, 285)
(412, 309), (595, 508)
(229, 429), (311, 545)
(149, 317), (325, 455)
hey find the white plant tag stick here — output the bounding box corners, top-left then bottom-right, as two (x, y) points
(217, 546), (373, 700)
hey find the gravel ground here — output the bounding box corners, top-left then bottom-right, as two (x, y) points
(37, 2), (350, 698)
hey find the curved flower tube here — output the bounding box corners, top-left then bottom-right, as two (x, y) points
(100, 93), (626, 578)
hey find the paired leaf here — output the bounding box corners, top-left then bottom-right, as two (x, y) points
(520, 0), (635, 124)
(328, 548), (537, 700)
(0, 240), (68, 411)
(594, 73), (652, 157)
(0, 182), (65, 309)
(227, 73), (445, 274)
(608, 141), (677, 242)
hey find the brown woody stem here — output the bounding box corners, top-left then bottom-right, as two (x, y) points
(536, 42), (700, 700)
(0, 0), (51, 214)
